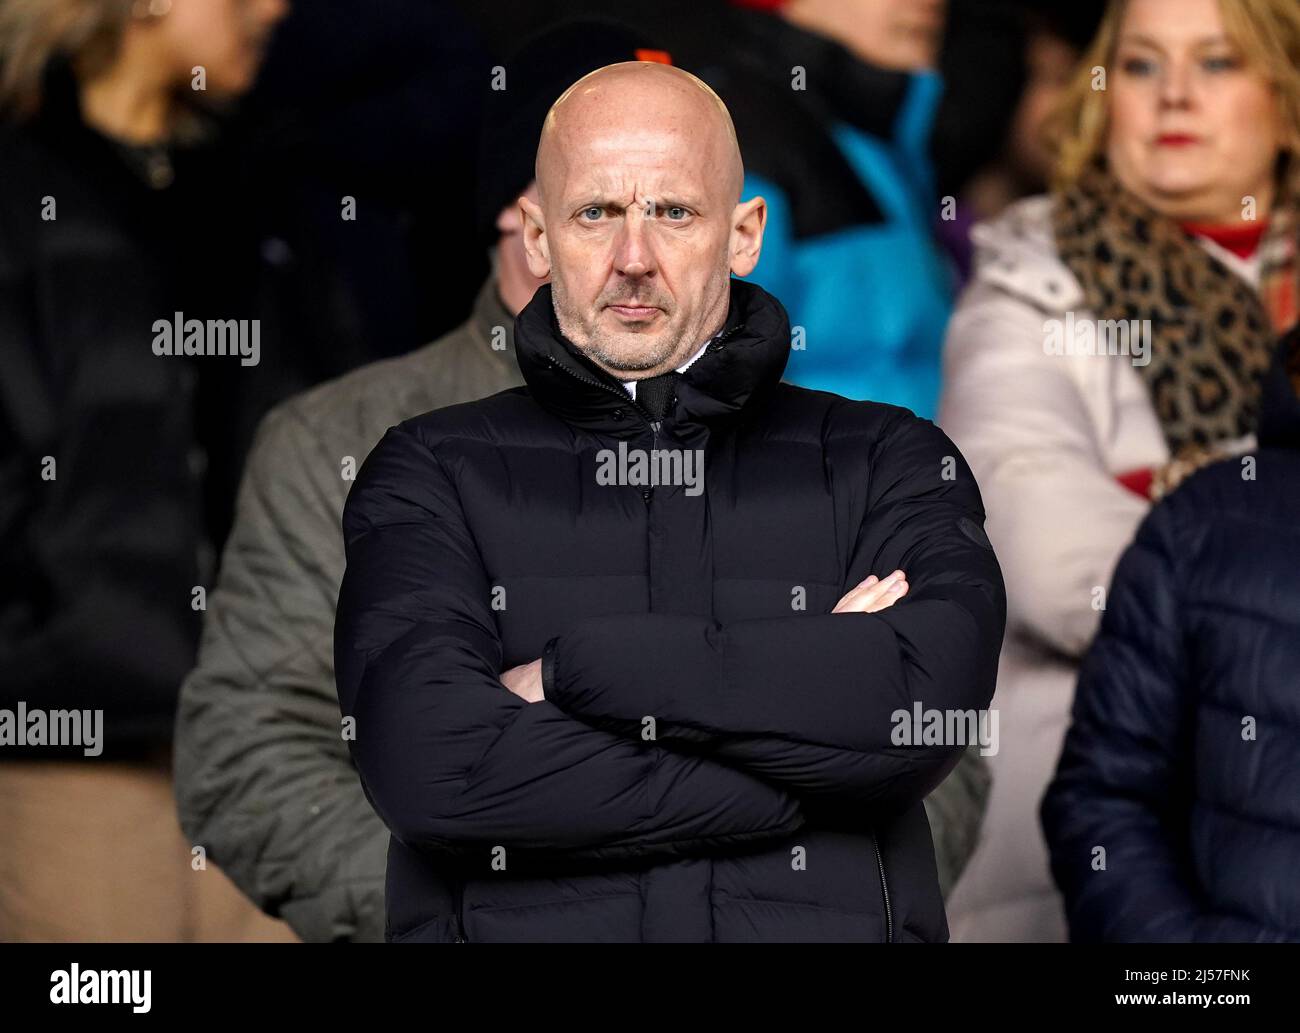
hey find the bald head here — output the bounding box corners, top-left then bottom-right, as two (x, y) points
(517, 60), (765, 381)
(536, 62), (744, 211)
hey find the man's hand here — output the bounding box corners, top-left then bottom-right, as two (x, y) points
(831, 569), (909, 613)
(501, 658), (544, 702)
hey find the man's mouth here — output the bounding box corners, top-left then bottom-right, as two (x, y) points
(607, 304), (660, 321)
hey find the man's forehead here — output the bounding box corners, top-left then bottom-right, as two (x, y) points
(560, 171), (709, 209)
(546, 124), (720, 206)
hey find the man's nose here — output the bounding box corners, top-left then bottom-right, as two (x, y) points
(613, 204), (657, 279)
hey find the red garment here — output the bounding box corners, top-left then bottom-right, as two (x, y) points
(1181, 220), (1269, 259)
(1115, 466), (1155, 500)
(1181, 218), (1297, 334)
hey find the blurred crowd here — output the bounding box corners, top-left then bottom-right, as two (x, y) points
(1, 0), (1297, 942)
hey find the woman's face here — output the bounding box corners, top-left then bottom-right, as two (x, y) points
(1107, 0), (1286, 222)
(157, 0), (290, 97)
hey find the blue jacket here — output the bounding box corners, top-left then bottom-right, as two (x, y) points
(743, 74), (952, 417)
(1041, 332), (1300, 942)
(700, 11), (952, 417)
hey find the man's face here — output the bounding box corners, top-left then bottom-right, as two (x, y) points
(522, 70), (760, 376)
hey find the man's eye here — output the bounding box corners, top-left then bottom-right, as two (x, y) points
(581, 207), (604, 221)
(665, 206), (688, 221)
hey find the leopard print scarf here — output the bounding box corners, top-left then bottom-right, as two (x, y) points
(1052, 157), (1300, 458)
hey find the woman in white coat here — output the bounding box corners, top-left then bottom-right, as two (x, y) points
(938, 0), (1300, 941)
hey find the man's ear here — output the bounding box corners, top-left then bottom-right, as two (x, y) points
(729, 195), (766, 277)
(519, 196), (551, 278)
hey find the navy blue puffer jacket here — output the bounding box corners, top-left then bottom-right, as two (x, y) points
(1042, 330), (1300, 942)
(335, 279), (1005, 942)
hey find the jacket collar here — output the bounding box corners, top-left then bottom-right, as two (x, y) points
(514, 279), (791, 442)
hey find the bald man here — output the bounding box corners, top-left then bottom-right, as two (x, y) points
(335, 62), (1005, 943)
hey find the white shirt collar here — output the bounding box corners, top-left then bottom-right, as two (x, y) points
(1191, 233), (1262, 289)
(620, 336), (714, 399)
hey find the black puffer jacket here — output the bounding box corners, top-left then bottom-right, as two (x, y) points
(1042, 330), (1300, 942)
(335, 279), (1005, 942)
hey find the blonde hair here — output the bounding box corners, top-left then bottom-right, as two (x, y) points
(0, 0), (134, 119)
(1048, 0), (1300, 188)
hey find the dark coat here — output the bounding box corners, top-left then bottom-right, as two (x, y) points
(1042, 330), (1300, 942)
(0, 65), (251, 754)
(335, 279), (1006, 942)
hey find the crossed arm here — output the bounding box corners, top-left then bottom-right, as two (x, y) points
(335, 414), (1005, 863)
(335, 424), (802, 867)
(526, 418), (1004, 814)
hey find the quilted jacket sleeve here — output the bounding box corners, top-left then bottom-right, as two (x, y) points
(544, 411), (1006, 816)
(174, 404), (388, 943)
(334, 422), (805, 864)
(1040, 495), (1290, 942)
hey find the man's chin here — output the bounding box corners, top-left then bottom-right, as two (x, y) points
(587, 331), (676, 375)
(605, 305), (674, 345)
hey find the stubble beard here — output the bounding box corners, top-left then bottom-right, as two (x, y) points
(552, 288), (681, 375)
